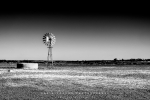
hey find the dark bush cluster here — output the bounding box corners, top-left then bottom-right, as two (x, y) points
(0, 58), (150, 67)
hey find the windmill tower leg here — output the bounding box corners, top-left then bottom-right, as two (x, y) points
(50, 46), (53, 67)
(47, 46), (50, 68)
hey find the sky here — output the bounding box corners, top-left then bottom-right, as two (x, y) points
(0, 11), (150, 60)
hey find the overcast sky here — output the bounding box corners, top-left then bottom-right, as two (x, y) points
(0, 11), (150, 60)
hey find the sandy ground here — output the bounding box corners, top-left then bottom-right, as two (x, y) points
(1, 67), (150, 100)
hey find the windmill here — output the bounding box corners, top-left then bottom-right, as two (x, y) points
(43, 33), (56, 68)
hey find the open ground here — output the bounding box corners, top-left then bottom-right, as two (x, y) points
(1, 66), (150, 100)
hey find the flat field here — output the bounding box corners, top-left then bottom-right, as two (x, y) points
(1, 65), (150, 100)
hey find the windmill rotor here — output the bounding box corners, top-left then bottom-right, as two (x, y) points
(43, 33), (56, 47)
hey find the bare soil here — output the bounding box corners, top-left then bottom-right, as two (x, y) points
(1, 66), (150, 100)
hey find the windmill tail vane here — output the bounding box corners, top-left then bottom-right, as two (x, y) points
(43, 33), (56, 68)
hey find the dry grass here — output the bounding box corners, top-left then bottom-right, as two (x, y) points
(1, 66), (150, 100)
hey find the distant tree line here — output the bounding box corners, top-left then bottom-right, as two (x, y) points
(0, 58), (150, 66)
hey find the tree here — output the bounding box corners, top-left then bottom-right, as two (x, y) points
(114, 58), (117, 62)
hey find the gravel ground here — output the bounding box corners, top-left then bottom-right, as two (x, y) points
(1, 66), (150, 100)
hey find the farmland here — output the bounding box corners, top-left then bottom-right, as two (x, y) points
(1, 65), (150, 100)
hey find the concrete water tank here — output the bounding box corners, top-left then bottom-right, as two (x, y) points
(17, 63), (38, 69)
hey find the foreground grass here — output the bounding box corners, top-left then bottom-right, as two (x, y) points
(1, 66), (150, 100)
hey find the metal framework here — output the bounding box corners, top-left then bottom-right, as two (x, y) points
(43, 33), (56, 67)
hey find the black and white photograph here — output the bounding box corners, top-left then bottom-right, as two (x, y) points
(0, 11), (150, 100)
